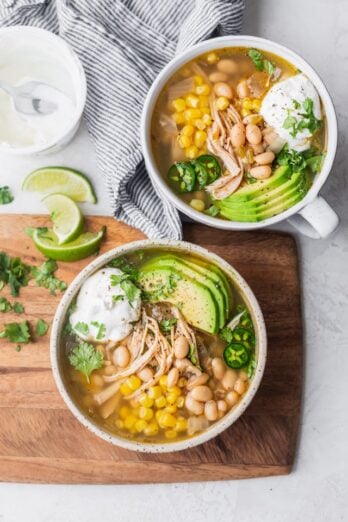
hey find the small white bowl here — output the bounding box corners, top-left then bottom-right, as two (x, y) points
(50, 239), (267, 453)
(141, 35), (339, 239)
(0, 26), (86, 156)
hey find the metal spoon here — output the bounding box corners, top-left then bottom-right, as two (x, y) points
(0, 80), (58, 116)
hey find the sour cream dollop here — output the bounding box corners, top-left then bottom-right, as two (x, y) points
(69, 268), (141, 344)
(260, 73), (322, 151)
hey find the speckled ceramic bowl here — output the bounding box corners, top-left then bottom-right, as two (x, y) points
(50, 240), (267, 453)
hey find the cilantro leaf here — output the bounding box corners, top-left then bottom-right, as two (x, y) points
(0, 252), (31, 297)
(159, 318), (177, 334)
(74, 322), (89, 336)
(24, 227), (48, 238)
(247, 48), (275, 75)
(13, 302), (24, 314)
(205, 204), (219, 217)
(110, 273), (141, 307)
(68, 342), (104, 382)
(282, 97), (321, 138)
(0, 321), (31, 343)
(0, 186), (14, 205)
(219, 326), (233, 343)
(112, 294), (124, 302)
(91, 321), (106, 340)
(0, 297), (12, 313)
(109, 256), (138, 281)
(187, 344), (202, 370)
(35, 319), (49, 336)
(31, 258), (67, 295)
(277, 144), (324, 175)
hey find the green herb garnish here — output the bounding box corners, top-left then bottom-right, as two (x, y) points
(205, 204), (219, 217)
(247, 48), (275, 75)
(0, 186), (14, 205)
(13, 302), (24, 314)
(91, 321), (106, 340)
(219, 326), (233, 343)
(159, 318), (177, 334)
(68, 341), (104, 383)
(0, 321), (31, 343)
(282, 97), (321, 137)
(109, 256), (138, 281)
(31, 258), (67, 295)
(74, 322), (89, 336)
(35, 319), (49, 337)
(0, 297), (12, 313)
(110, 273), (141, 307)
(277, 144), (324, 175)
(187, 343), (202, 370)
(0, 252), (31, 297)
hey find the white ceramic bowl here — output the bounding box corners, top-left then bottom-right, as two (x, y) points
(141, 35), (339, 239)
(0, 26), (86, 156)
(50, 240), (267, 453)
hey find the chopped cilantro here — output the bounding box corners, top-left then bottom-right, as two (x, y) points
(110, 273), (141, 307)
(15, 345), (22, 352)
(109, 256), (138, 281)
(31, 258), (67, 295)
(112, 294), (124, 302)
(219, 326), (233, 343)
(0, 297), (12, 313)
(187, 344), (202, 370)
(159, 318), (177, 333)
(35, 319), (49, 337)
(91, 321), (106, 340)
(0, 186), (14, 205)
(205, 204), (219, 217)
(74, 322), (89, 336)
(24, 227), (48, 238)
(13, 302), (24, 314)
(247, 48), (275, 75)
(0, 320), (31, 343)
(0, 252), (31, 297)
(282, 97), (321, 137)
(277, 144), (324, 175)
(68, 342), (104, 383)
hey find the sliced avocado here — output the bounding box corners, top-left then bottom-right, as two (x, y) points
(137, 266), (219, 333)
(216, 165), (291, 204)
(141, 255), (227, 328)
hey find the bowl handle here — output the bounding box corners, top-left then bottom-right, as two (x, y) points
(287, 196), (339, 239)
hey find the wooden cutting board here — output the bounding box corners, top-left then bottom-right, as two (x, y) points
(0, 215), (302, 483)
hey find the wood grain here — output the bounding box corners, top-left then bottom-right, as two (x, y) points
(0, 215), (302, 483)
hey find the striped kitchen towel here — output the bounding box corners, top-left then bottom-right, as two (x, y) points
(0, 0), (244, 239)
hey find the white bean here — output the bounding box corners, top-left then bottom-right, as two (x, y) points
(222, 368), (238, 391)
(251, 143), (265, 155)
(246, 124), (262, 145)
(191, 385), (213, 402)
(226, 391), (239, 407)
(250, 165), (272, 180)
(174, 335), (189, 359)
(231, 122), (246, 148)
(234, 379), (247, 395)
(217, 59), (238, 74)
(112, 346), (130, 368)
(186, 373), (209, 390)
(238, 369), (249, 381)
(185, 395), (204, 415)
(213, 82), (233, 99)
(209, 71), (228, 83)
(167, 367), (179, 388)
(137, 366), (154, 382)
(236, 79), (249, 99)
(204, 400), (218, 421)
(254, 151), (275, 165)
(217, 400), (227, 413)
(211, 357), (226, 380)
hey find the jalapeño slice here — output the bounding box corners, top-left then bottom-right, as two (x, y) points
(196, 155), (221, 184)
(223, 342), (250, 369)
(168, 162), (196, 193)
(231, 327), (255, 350)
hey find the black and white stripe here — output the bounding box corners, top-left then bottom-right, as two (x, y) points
(0, 0), (244, 239)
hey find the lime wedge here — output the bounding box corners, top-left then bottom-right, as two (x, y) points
(42, 193), (84, 245)
(22, 167), (97, 203)
(32, 227), (106, 262)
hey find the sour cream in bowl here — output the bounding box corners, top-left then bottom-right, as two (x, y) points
(0, 26), (86, 156)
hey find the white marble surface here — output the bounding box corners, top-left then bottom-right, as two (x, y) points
(0, 0), (348, 520)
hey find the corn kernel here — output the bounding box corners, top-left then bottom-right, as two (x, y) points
(166, 392), (178, 405)
(176, 396), (185, 408)
(172, 97), (186, 112)
(175, 418), (188, 432)
(135, 419), (147, 433)
(184, 108), (201, 121)
(178, 134), (192, 148)
(172, 112), (186, 125)
(198, 95), (210, 108)
(196, 84), (211, 96)
(138, 393), (154, 408)
(200, 107), (210, 115)
(190, 198), (205, 212)
(165, 429), (177, 439)
(206, 52), (219, 64)
(139, 406), (154, 421)
(252, 98), (261, 111)
(242, 98), (253, 110)
(165, 405), (177, 414)
(216, 96), (230, 111)
(202, 113), (212, 126)
(181, 124), (195, 137)
(120, 406), (131, 419)
(185, 93), (200, 109)
(155, 396), (167, 409)
(148, 385), (162, 399)
(144, 422), (159, 436)
(178, 377), (187, 388)
(194, 119), (206, 130)
(194, 75), (204, 86)
(185, 145), (199, 159)
(155, 409), (165, 422)
(115, 419), (124, 429)
(127, 375), (141, 391)
(161, 412), (176, 428)
(124, 415), (137, 429)
(168, 386), (181, 396)
(120, 382), (132, 396)
(241, 108), (251, 117)
(194, 130), (207, 149)
(129, 426), (137, 434)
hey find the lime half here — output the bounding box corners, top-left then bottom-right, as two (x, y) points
(32, 227), (106, 262)
(42, 193), (84, 245)
(22, 167), (97, 203)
